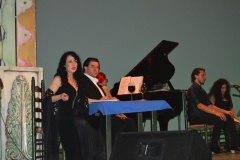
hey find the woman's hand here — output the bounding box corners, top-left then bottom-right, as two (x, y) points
(223, 110), (234, 118)
(115, 114), (128, 119)
(60, 93), (69, 101)
(215, 112), (227, 121)
(110, 97), (119, 101)
(100, 96), (110, 100)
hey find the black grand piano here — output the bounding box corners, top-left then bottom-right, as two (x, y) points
(111, 40), (183, 131)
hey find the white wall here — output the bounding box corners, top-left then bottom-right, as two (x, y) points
(36, 0), (240, 130)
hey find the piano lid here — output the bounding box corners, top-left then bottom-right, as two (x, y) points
(125, 40), (179, 90)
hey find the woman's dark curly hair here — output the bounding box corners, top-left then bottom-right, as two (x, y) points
(54, 51), (84, 91)
(208, 78), (231, 102)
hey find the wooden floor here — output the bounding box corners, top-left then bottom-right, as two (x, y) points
(212, 153), (240, 160)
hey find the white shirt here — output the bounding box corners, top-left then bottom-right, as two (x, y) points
(84, 73), (105, 97)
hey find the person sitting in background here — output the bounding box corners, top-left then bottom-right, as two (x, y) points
(186, 68), (240, 154)
(96, 72), (112, 98)
(208, 78), (240, 150)
(83, 57), (137, 146)
(97, 72), (126, 119)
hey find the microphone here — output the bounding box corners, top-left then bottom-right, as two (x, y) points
(230, 84), (240, 92)
(230, 84), (240, 88)
(232, 94), (240, 97)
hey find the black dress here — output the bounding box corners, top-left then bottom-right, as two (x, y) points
(215, 100), (232, 111)
(57, 84), (101, 160)
(215, 99), (240, 148)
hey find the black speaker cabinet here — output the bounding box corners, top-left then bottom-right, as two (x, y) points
(110, 130), (211, 160)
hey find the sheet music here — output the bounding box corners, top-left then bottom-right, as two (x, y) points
(117, 76), (143, 95)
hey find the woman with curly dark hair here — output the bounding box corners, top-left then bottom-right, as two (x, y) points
(208, 78), (240, 152)
(43, 51), (100, 160)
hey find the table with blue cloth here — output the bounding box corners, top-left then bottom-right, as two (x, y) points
(89, 100), (171, 160)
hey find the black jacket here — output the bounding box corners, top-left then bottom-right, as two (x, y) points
(82, 74), (105, 99)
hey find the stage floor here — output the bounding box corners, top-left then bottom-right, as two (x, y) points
(212, 152), (240, 160)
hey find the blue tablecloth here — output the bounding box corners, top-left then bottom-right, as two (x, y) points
(89, 100), (172, 115)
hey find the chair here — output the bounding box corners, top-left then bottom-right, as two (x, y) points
(183, 93), (214, 144)
(218, 129), (229, 151)
(184, 104), (214, 144)
(31, 77), (45, 160)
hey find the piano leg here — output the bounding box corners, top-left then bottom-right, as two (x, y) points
(157, 116), (170, 131)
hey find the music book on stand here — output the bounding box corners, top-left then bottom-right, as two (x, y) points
(117, 76), (143, 95)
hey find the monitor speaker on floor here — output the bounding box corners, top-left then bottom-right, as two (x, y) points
(110, 130), (211, 160)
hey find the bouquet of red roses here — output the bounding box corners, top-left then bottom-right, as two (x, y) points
(97, 74), (105, 83)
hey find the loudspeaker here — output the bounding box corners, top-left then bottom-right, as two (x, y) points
(110, 130), (211, 160)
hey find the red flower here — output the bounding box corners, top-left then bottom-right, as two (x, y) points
(97, 74), (105, 83)
(0, 78), (3, 89)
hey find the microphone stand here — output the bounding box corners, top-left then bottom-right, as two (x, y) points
(232, 94), (240, 97)
(231, 84), (240, 97)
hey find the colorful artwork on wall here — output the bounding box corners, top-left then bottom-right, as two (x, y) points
(1, 0), (36, 67)
(17, 0), (36, 67)
(0, 66), (43, 159)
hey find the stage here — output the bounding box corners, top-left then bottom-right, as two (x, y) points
(212, 152), (240, 160)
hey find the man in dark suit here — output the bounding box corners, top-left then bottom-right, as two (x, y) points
(83, 57), (115, 101)
(82, 57), (137, 145)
